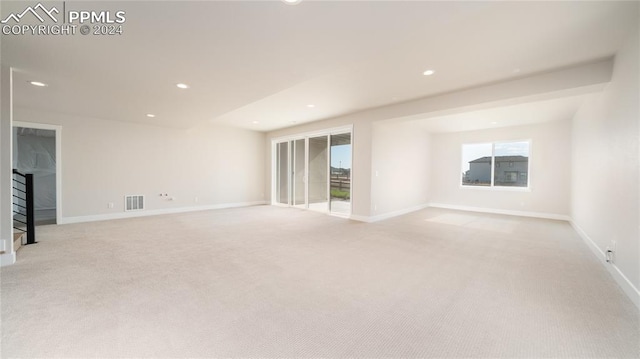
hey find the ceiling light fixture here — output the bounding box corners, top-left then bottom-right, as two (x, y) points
(252, 121), (259, 124)
(176, 83), (189, 89)
(282, 0), (302, 5)
(491, 121), (498, 125)
(146, 114), (156, 118)
(307, 104), (315, 108)
(423, 70), (435, 76)
(29, 81), (47, 87)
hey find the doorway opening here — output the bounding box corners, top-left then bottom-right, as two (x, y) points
(12, 122), (62, 225)
(273, 127), (352, 217)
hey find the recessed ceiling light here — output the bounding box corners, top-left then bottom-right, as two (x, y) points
(282, 0), (302, 5)
(176, 83), (189, 89)
(29, 81), (47, 87)
(307, 104), (315, 108)
(252, 121), (259, 124)
(423, 70), (435, 76)
(491, 121), (498, 125)
(146, 114), (156, 118)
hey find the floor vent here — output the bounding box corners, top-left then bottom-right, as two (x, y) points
(125, 195), (144, 211)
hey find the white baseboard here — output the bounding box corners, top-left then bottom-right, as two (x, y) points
(369, 203), (431, 222)
(0, 251), (16, 267)
(570, 221), (640, 310)
(349, 203), (430, 223)
(58, 201), (267, 225)
(349, 214), (371, 223)
(428, 203), (571, 221)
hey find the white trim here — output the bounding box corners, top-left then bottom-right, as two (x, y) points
(0, 251), (16, 267)
(271, 124), (353, 144)
(570, 221), (640, 310)
(461, 139), (531, 189)
(329, 130), (353, 217)
(349, 214), (372, 223)
(428, 203), (570, 221)
(13, 121), (63, 225)
(271, 140), (277, 206)
(271, 126), (354, 217)
(368, 203), (430, 222)
(460, 185), (532, 192)
(58, 201), (266, 225)
(347, 203), (430, 223)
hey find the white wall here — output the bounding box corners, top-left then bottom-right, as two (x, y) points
(14, 107), (266, 222)
(430, 120), (572, 218)
(264, 60), (611, 221)
(0, 65), (14, 263)
(571, 28), (639, 304)
(371, 121), (430, 218)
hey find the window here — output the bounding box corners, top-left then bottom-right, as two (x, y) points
(461, 143), (492, 187)
(462, 141), (530, 188)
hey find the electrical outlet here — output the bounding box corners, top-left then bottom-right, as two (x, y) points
(194, 196), (199, 203)
(108, 202), (114, 209)
(606, 240), (617, 263)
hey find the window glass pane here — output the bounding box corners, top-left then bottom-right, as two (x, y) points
(308, 136), (328, 212)
(276, 142), (289, 204)
(293, 139), (306, 207)
(330, 133), (351, 215)
(462, 143), (492, 186)
(494, 141), (529, 187)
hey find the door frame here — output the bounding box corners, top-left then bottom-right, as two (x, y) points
(271, 125), (353, 217)
(13, 121), (62, 225)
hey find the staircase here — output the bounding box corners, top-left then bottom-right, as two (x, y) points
(13, 232), (23, 251)
(12, 169), (36, 247)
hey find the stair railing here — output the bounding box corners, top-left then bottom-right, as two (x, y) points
(12, 169), (36, 245)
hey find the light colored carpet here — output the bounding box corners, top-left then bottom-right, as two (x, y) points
(1, 206), (638, 358)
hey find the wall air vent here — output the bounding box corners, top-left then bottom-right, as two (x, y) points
(125, 195), (144, 211)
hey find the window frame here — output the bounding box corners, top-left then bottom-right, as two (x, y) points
(460, 139), (531, 191)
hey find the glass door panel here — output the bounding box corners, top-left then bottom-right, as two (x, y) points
(330, 133), (351, 215)
(308, 136), (328, 212)
(293, 139), (306, 207)
(276, 141), (289, 205)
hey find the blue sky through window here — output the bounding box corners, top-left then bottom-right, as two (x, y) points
(331, 145), (351, 169)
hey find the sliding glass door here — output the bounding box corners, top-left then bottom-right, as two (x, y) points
(308, 135), (329, 212)
(293, 139), (306, 207)
(273, 128), (352, 216)
(276, 141), (289, 205)
(330, 132), (351, 215)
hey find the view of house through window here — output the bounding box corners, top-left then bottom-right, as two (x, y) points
(462, 141), (530, 188)
(461, 143), (493, 186)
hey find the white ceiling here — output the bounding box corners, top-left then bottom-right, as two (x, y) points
(1, 1), (637, 132)
(416, 94), (588, 133)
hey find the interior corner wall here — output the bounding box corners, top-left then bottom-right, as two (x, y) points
(570, 28), (640, 298)
(429, 120), (572, 218)
(13, 107), (266, 222)
(371, 121), (430, 218)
